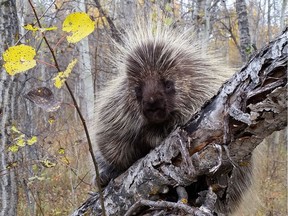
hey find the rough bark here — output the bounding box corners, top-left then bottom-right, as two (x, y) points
(0, 0), (19, 215)
(71, 28), (287, 216)
(235, 0), (252, 62)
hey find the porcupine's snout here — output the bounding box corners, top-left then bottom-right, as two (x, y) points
(142, 94), (167, 123)
(139, 78), (170, 123)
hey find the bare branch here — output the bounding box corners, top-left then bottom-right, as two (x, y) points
(92, 0), (122, 43)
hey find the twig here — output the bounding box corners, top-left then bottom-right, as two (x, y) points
(35, 59), (57, 68)
(27, 1), (106, 215)
(92, 0), (122, 42)
(53, 35), (67, 51)
(15, 0), (57, 45)
(124, 199), (197, 216)
(23, 179), (45, 216)
(72, 170), (91, 189)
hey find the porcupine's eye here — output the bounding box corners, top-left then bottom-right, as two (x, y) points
(164, 80), (175, 94)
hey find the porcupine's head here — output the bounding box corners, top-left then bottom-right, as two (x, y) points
(120, 26), (224, 126)
(126, 41), (177, 124)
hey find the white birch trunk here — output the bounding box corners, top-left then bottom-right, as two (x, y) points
(235, 0), (252, 62)
(0, 0), (19, 215)
(77, 0), (94, 120)
(280, 0), (287, 30)
(267, 0), (272, 41)
(203, 0), (212, 51)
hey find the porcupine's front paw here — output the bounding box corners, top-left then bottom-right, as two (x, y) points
(94, 152), (122, 188)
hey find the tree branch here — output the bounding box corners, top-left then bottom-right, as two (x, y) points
(92, 0), (122, 43)
(71, 28), (287, 216)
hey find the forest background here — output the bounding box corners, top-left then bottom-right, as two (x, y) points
(0, 0), (287, 215)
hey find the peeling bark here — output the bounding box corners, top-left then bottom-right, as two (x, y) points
(71, 28), (287, 216)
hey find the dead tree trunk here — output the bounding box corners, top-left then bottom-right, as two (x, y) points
(71, 28), (287, 216)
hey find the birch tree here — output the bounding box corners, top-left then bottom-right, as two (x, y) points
(0, 0), (19, 215)
(280, 0), (287, 30)
(235, 0), (252, 62)
(77, 0), (94, 120)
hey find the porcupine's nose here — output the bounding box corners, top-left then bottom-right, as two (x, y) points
(142, 95), (167, 123)
(143, 96), (164, 111)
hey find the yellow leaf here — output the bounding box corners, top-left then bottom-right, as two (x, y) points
(6, 161), (18, 169)
(53, 59), (77, 88)
(40, 26), (57, 32)
(48, 116), (55, 124)
(58, 148), (65, 154)
(3, 44), (36, 75)
(11, 162), (18, 167)
(165, 3), (172, 12)
(151, 12), (158, 22)
(15, 134), (25, 140)
(164, 17), (173, 26)
(24, 24), (57, 32)
(62, 12), (95, 43)
(54, 211), (63, 215)
(60, 157), (70, 165)
(11, 126), (21, 133)
(41, 159), (56, 168)
(138, 0), (145, 6)
(28, 176), (37, 181)
(16, 137), (26, 147)
(24, 24), (39, 31)
(27, 136), (37, 145)
(53, 72), (65, 88)
(36, 176), (46, 181)
(180, 198), (188, 204)
(28, 176), (45, 181)
(32, 164), (39, 172)
(8, 145), (19, 152)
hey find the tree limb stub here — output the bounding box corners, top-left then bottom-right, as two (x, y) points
(71, 28), (287, 216)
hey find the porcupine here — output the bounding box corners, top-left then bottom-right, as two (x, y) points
(93, 25), (252, 214)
